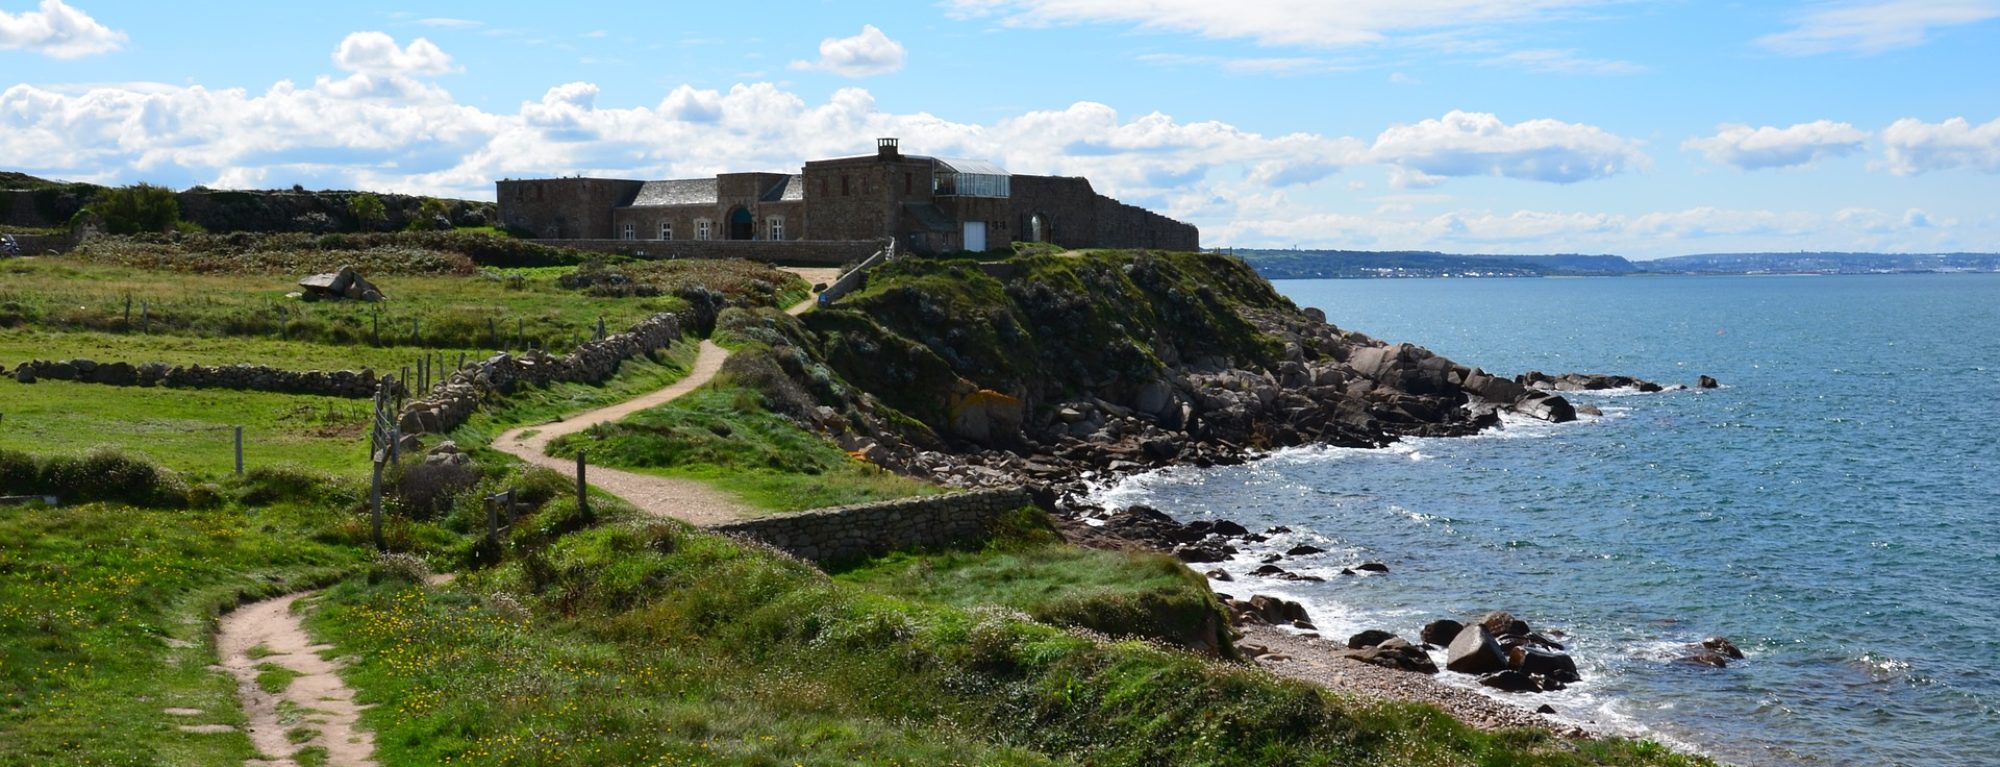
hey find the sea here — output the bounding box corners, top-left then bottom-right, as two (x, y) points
(1091, 273), (2000, 767)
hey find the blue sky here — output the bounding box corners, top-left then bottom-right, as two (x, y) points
(4, 0), (1997, 257)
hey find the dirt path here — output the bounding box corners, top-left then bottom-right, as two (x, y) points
(491, 270), (834, 526)
(216, 592), (375, 767)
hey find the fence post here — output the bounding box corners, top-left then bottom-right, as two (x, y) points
(233, 426), (244, 475)
(485, 492), (499, 549)
(370, 458), (386, 552)
(576, 451), (588, 517)
(504, 488), (518, 526)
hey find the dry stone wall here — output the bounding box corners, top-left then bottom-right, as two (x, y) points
(398, 311), (685, 434)
(708, 487), (1032, 564)
(5, 358), (382, 398)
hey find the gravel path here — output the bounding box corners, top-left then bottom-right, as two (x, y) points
(216, 592), (376, 767)
(491, 272), (834, 526)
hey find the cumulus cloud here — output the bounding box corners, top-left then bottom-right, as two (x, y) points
(1879, 116), (2000, 175)
(1759, 0), (2000, 55)
(789, 24), (906, 77)
(1370, 111), (1647, 183)
(333, 31), (454, 75)
(1487, 49), (1644, 75)
(1684, 121), (1869, 170)
(0, 0), (125, 58)
(947, 0), (1601, 47)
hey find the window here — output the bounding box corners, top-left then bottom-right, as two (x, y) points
(768, 216), (785, 241)
(696, 219), (712, 241)
(621, 223), (635, 240)
(659, 222), (673, 240)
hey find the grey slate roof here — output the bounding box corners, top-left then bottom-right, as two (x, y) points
(760, 175), (806, 202)
(627, 178), (717, 208)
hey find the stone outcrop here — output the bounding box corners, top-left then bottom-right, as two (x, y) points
(1446, 625), (1510, 675)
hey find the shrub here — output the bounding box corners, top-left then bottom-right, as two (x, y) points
(36, 449), (185, 507)
(390, 457), (480, 519)
(91, 184), (182, 235)
(232, 466), (349, 507)
(367, 551), (434, 585)
(0, 449), (37, 494)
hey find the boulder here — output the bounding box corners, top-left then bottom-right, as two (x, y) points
(1252, 564), (1288, 576)
(1479, 669), (1542, 693)
(1446, 624), (1509, 675)
(1174, 543), (1231, 563)
(1698, 375), (1720, 389)
(1682, 651), (1730, 668)
(1356, 562), (1389, 573)
(1511, 646), (1582, 683)
(1347, 629), (1398, 650)
(1514, 392), (1578, 423)
(1210, 519), (1250, 537)
(1420, 619), (1464, 647)
(1203, 569), (1232, 582)
(13, 364), (34, 384)
(1702, 636), (1745, 659)
(1248, 594), (1310, 625)
(1285, 544), (1326, 556)
(1340, 637), (1439, 675)
(1477, 611), (1531, 638)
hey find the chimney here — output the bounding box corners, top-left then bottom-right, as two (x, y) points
(877, 137), (900, 160)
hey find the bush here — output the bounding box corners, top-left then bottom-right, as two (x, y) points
(36, 449), (185, 507)
(367, 551), (434, 584)
(91, 184), (182, 235)
(232, 466), (350, 507)
(0, 449), (37, 494)
(390, 456), (480, 519)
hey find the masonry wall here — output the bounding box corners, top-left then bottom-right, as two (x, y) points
(498, 179), (645, 239)
(1009, 175), (1199, 252)
(537, 238), (881, 265)
(609, 199), (807, 243)
(708, 487), (1033, 564)
(800, 154), (937, 241)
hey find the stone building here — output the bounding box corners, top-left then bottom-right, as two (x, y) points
(496, 139), (1198, 255)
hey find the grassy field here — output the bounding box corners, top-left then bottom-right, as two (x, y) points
(0, 327), (484, 374)
(0, 493), (365, 767)
(0, 379), (372, 476)
(542, 386), (941, 513)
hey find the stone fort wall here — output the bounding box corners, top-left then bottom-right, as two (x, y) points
(709, 487), (1033, 564)
(530, 238), (882, 265)
(1010, 175), (1199, 252)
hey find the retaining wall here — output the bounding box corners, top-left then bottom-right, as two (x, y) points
(709, 487), (1033, 564)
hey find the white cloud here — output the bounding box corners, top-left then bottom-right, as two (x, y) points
(1487, 49), (1644, 75)
(333, 31), (454, 76)
(789, 24), (906, 77)
(1370, 111), (1647, 183)
(1136, 53), (1358, 76)
(0, 0), (124, 58)
(1684, 121), (1869, 170)
(413, 17), (482, 29)
(947, 0), (1603, 47)
(1879, 116), (2000, 174)
(1759, 0), (2000, 55)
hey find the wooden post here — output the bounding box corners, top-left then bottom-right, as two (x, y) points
(575, 451), (587, 516)
(233, 426), (244, 475)
(517, 318), (525, 350)
(123, 294), (131, 326)
(141, 302), (149, 333)
(485, 492), (499, 548)
(369, 458), (386, 552)
(489, 317), (498, 350)
(504, 489), (519, 526)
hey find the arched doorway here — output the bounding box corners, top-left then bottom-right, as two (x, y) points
(728, 207), (754, 240)
(1029, 213), (1047, 243)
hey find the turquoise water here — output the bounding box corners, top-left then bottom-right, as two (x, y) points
(1095, 274), (2000, 766)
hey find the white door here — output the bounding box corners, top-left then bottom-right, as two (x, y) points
(963, 221), (987, 252)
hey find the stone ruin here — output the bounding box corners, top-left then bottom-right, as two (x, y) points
(298, 265), (384, 301)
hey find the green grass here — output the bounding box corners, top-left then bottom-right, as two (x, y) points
(255, 663), (303, 695)
(0, 326), (485, 374)
(0, 497), (364, 767)
(0, 379), (371, 476)
(543, 385), (942, 513)
(0, 256), (678, 355)
(832, 536), (1233, 655)
(306, 519), (1715, 767)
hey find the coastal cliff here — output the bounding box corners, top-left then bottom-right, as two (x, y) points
(722, 249), (1593, 499)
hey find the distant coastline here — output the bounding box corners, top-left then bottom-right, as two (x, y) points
(1226, 248), (2000, 280)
